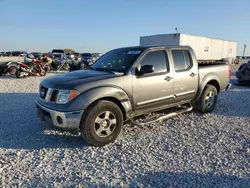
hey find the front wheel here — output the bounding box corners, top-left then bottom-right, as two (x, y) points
(44, 65), (51, 73)
(51, 61), (60, 71)
(195, 84), (218, 113)
(16, 70), (26, 79)
(80, 100), (123, 147)
(61, 62), (69, 71)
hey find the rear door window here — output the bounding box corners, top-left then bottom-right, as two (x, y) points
(172, 50), (192, 71)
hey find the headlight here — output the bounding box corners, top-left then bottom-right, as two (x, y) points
(56, 90), (80, 104)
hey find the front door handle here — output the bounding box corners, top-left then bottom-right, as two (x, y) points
(165, 76), (172, 82)
(190, 72), (197, 77)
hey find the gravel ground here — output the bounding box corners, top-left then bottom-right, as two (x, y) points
(0, 72), (249, 187)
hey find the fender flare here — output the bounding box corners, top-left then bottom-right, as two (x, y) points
(77, 86), (133, 118)
(194, 73), (221, 101)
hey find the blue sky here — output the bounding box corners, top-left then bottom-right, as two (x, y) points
(0, 0), (249, 55)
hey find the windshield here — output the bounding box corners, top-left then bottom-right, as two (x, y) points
(52, 50), (64, 53)
(81, 53), (91, 57)
(90, 49), (143, 72)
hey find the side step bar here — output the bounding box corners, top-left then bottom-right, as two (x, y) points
(130, 103), (193, 126)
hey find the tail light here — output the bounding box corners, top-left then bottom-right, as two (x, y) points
(228, 67), (232, 79)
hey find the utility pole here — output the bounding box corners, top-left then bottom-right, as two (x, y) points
(243, 44), (247, 57)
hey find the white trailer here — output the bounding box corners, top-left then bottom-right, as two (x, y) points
(140, 33), (237, 64)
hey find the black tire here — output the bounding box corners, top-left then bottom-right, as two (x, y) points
(80, 100), (123, 147)
(44, 65), (51, 73)
(195, 84), (218, 113)
(62, 63), (69, 71)
(51, 61), (60, 71)
(39, 69), (47, 76)
(0, 68), (4, 75)
(16, 70), (26, 78)
(8, 66), (18, 75)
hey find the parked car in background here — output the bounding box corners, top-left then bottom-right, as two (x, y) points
(80, 53), (94, 68)
(51, 49), (69, 71)
(31, 52), (43, 59)
(80, 53), (92, 61)
(37, 45), (231, 146)
(236, 60), (250, 83)
(74, 52), (80, 56)
(0, 51), (4, 57)
(51, 49), (66, 58)
(68, 56), (83, 72)
(66, 53), (74, 59)
(0, 61), (18, 75)
(91, 53), (103, 62)
(11, 51), (27, 56)
(3, 51), (12, 56)
(43, 53), (51, 57)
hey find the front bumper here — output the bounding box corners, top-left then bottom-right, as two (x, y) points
(36, 101), (84, 131)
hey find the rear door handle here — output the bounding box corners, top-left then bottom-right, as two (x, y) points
(165, 76), (172, 82)
(190, 72), (197, 77)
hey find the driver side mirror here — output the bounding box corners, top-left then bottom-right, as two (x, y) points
(138, 65), (154, 76)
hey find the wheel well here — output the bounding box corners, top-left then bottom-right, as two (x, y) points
(96, 97), (127, 120)
(207, 80), (220, 93)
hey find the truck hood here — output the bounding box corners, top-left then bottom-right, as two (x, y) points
(41, 70), (118, 89)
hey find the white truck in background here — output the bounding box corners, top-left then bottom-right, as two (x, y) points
(140, 33), (237, 64)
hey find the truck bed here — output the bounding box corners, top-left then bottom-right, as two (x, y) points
(198, 63), (230, 91)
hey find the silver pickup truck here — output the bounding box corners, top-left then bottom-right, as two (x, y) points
(36, 46), (231, 146)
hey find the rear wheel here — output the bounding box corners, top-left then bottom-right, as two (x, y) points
(8, 66), (18, 75)
(195, 84), (218, 113)
(80, 100), (123, 147)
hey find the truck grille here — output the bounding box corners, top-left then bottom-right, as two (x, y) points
(40, 85), (48, 99)
(50, 90), (59, 102)
(40, 85), (58, 102)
